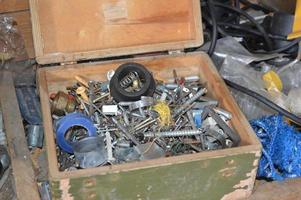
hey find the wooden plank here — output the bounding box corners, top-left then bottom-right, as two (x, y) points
(4, 10), (35, 59)
(51, 153), (259, 200)
(0, 0), (29, 14)
(30, 0), (203, 64)
(0, 71), (39, 200)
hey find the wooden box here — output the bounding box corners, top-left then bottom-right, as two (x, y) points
(31, 0), (262, 199)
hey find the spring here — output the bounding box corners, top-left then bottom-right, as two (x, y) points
(120, 71), (139, 88)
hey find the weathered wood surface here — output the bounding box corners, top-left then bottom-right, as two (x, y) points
(0, 70), (39, 200)
(0, 0), (29, 13)
(30, 0), (203, 64)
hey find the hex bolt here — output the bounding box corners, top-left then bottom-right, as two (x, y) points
(144, 129), (203, 138)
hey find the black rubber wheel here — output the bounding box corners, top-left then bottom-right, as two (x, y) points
(110, 62), (156, 102)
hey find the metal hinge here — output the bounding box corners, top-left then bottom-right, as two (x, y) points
(60, 61), (77, 66)
(168, 49), (184, 55)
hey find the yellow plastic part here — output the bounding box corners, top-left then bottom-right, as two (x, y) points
(262, 70), (283, 92)
(288, 0), (301, 40)
(153, 101), (172, 127)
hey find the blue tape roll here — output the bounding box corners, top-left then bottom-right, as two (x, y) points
(56, 112), (97, 154)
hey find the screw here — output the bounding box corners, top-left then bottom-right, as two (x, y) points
(144, 129), (203, 138)
(173, 88), (207, 117)
(133, 118), (158, 132)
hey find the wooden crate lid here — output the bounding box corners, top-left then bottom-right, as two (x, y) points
(30, 0), (203, 64)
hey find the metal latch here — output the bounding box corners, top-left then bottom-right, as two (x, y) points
(60, 61), (77, 66)
(168, 49), (184, 55)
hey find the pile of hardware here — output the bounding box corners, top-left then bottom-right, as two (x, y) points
(50, 62), (240, 171)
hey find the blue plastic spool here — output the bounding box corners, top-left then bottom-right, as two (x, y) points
(56, 113), (97, 154)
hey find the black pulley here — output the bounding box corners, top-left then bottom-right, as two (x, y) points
(109, 62), (156, 102)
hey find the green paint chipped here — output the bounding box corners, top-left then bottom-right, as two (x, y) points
(51, 153), (258, 200)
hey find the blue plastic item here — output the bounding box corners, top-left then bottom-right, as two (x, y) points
(250, 115), (301, 181)
(56, 113), (97, 154)
(192, 110), (203, 128)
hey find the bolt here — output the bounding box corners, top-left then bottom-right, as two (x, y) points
(144, 129), (203, 138)
(133, 118), (158, 132)
(193, 101), (218, 109)
(173, 88), (207, 117)
(93, 93), (110, 103)
(105, 131), (115, 163)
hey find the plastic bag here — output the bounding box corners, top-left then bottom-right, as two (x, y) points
(278, 62), (301, 93)
(0, 16), (27, 63)
(201, 37), (282, 68)
(219, 57), (286, 119)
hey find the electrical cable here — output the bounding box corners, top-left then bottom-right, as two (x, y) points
(202, 13), (229, 37)
(212, 2), (273, 51)
(257, 38), (301, 54)
(224, 79), (301, 125)
(234, 0), (240, 24)
(218, 22), (287, 40)
(207, 0), (218, 56)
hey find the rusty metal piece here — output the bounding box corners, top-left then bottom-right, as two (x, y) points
(51, 91), (77, 116)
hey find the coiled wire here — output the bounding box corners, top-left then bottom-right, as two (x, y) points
(120, 71), (139, 88)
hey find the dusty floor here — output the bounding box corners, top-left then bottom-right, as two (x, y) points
(250, 179), (301, 200)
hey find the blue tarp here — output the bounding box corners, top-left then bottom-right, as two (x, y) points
(250, 115), (301, 181)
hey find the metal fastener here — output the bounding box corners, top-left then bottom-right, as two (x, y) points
(144, 129), (203, 138)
